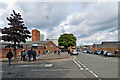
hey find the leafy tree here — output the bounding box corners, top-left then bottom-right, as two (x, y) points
(58, 33), (77, 49)
(1, 10), (31, 58)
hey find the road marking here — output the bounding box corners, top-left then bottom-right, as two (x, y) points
(73, 59), (84, 70)
(31, 69), (77, 71)
(45, 64), (52, 67)
(73, 57), (101, 79)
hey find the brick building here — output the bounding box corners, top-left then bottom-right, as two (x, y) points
(0, 41), (57, 58)
(32, 29), (40, 41)
(89, 41), (120, 55)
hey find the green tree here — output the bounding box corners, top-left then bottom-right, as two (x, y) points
(58, 33), (77, 49)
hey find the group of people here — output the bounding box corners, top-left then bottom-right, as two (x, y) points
(54, 49), (61, 55)
(21, 48), (37, 62)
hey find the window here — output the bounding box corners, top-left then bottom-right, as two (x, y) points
(32, 46), (38, 49)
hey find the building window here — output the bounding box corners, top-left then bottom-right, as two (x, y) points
(32, 46), (38, 49)
(50, 45), (53, 47)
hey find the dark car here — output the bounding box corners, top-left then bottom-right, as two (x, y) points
(94, 50), (101, 55)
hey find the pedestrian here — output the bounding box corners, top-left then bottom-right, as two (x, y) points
(46, 50), (49, 54)
(70, 48), (73, 56)
(54, 50), (56, 54)
(6, 50), (13, 66)
(22, 49), (26, 61)
(101, 50), (104, 56)
(32, 49), (37, 61)
(20, 49), (24, 61)
(104, 50), (108, 57)
(38, 50), (40, 56)
(43, 51), (45, 54)
(58, 49), (60, 55)
(68, 49), (70, 55)
(27, 48), (32, 62)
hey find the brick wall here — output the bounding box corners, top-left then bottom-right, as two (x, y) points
(1, 41), (57, 58)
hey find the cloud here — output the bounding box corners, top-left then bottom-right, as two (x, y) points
(0, 1), (118, 45)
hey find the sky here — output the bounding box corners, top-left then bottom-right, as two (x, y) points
(0, 0), (119, 46)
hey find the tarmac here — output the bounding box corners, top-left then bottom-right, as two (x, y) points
(1, 52), (71, 63)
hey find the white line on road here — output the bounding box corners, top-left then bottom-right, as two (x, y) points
(45, 64), (52, 67)
(73, 59), (84, 70)
(31, 69), (77, 72)
(73, 58), (101, 79)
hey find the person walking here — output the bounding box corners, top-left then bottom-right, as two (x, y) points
(6, 50), (13, 66)
(43, 51), (45, 54)
(22, 49), (26, 61)
(58, 49), (60, 55)
(32, 49), (37, 61)
(70, 48), (73, 56)
(20, 49), (24, 61)
(38, 50), (40, 56)
(68, 49), (70, 55)
(27, 48), (32, 62)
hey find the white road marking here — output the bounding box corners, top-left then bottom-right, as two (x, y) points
(73, 58), (100, 79)
(31, 69), (77, 71)
(45, 64), (52, 67)
(73, 59), (83, 70)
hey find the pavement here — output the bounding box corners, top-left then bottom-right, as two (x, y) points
(1, 52), (70, 63)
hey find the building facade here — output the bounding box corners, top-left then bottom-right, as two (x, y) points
(32, 29), (40, 41)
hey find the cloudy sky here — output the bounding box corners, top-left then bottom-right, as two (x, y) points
(0, 0), (118, 45)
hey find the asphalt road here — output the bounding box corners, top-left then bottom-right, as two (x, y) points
(75, 51), (118, 78)
(1, 51), (119, 79)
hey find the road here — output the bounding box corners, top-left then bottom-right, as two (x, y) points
(1, 51), (119, 79)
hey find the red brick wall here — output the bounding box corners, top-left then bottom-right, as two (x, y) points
(1, 41), (57, 58)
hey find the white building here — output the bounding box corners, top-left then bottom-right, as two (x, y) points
(40, 34), (44, 41)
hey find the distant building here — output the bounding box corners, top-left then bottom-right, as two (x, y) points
(90, 41), (120, 54)
(32, 29), (40, 41)
(46, 39), (58, 46)
(40, 34), (44, 41)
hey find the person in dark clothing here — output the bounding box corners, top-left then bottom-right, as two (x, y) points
(22, 50), (26, 61)
(43, 51), (45, 54)
(32, 49), (37, 61)
(101, 51), (104, 56)
(58, 49), (60, 55)
(68, 49), (70, 55)
(20, 49), (24, 61)
(27, 49), (32, 62)
(6, 50), (13, 66)
(54, 50), (56, 54)
(38, 50), (40, 56)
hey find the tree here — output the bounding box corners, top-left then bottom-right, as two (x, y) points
(1, 10), (31, 58)
(58, 33), (77, 49)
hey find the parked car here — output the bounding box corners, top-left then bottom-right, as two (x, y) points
(83, 50), (88, 53)
(107, 51), (114, 57)
(72, 50), (78, 55)
(94, 50), (101, 55)
(87, 50), (92, 54)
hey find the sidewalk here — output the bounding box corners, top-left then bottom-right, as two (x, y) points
(1, 52), (70, 62)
